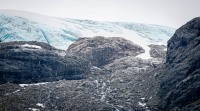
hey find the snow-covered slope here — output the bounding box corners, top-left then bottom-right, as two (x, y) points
(0, 10), (175, 59)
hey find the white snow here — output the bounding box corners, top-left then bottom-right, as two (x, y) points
(140, 97), (146, 100)
(28, 108), (39, 111)
(138, 101), (146, 107)
(100, 82), (107, 101)
(36, 103), (45, 108)
(5, 93), (9, 96)
(5, 89), (21, 96)
(93, 66), (101, 70)
(102, 82), (106, 89)
(13, 89), (20, 94)
(101, 94), (106, 101)
(136, 47), (152, 59)
(21, 44), (42, 49)
(19, 82), (49, 87)
(94, 80), (99, 88)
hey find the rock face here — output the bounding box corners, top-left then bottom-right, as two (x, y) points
(67, 36), (144, 67)
(0, 41), (91, 84)
(148, 44), (167, 59)
(160, 17), (200, 110)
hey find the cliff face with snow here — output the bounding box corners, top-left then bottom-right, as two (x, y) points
(0, 10), (175, 59)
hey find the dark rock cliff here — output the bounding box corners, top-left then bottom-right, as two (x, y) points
(160, 17), (200, 111)
(0, 41), (91, 84)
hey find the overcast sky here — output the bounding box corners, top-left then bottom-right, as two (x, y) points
(0, 0), (199, 28)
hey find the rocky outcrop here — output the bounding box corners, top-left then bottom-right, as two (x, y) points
(0, 41), (92, 84)
(104, 56), (163, 73)
(148, 44), (167, 59)
(160, 17), (200, 110)
(67, 36), (144, 67)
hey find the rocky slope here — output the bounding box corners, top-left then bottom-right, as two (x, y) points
(159, 17), (200, 111)
(0, 36), (165, 111)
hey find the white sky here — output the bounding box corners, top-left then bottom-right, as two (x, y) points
(0, 0), (199, 28)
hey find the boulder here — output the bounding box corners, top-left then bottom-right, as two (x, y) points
(67, 36), (144, 67)
(148, 44), (167, 59)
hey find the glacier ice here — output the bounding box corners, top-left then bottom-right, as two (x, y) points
(0, 10), (175, 58)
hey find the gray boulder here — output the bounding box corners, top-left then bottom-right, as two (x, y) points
(67, 36), (144, 67)
(149, 44), (167, 59)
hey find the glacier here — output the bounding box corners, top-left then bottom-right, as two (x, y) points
(0, 10), (175, 59)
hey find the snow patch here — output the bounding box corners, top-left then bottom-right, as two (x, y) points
(21, 44), (42, 49)
(19, 82), (49, 87)
(13, 89), (21, 94)
(28, 108), (39, 111)
(138, 101), (146, 107)
(93, 66), (101, 70)
(5, 93), (9, 96)
(36, 103), (45, 108)
(94, 80), (99, 88)
(136, 46), (152, 59)
(101, 94), (106, 101)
